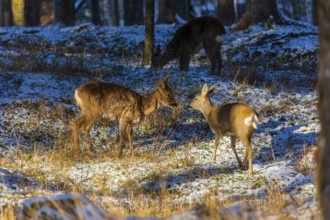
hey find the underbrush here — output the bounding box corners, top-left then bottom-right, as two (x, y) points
(0, 65), (319, 219)
(0, 139), (319, 219)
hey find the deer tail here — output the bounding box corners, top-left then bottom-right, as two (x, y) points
(244, 114), (259, 129)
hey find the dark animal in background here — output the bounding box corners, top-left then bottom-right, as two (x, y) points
(152, 16), (226, 73)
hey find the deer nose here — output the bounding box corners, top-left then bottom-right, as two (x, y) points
(171, 102), (178, 107)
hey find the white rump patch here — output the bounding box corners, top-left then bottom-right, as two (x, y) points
(244, 114), (258, 129)
(215, 35), (225, 43)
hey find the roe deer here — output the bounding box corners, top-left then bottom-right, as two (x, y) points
(73, 75), (177, 155)
(188, 84), (259, 176)
(152, 16), (226, 73)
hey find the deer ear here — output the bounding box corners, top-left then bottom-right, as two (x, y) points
(201, 83), (209, 96)
(155, 44), (161, 55)
(163, 75), (169, 84)
(157, 78), (166, 89)
(207, 84), (216, 95)
(161, 46), (167, 55)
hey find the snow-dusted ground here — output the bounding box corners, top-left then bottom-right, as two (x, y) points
(0, 23), (319, 219)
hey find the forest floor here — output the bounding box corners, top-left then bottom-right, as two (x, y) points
(0, 22), (320, 219)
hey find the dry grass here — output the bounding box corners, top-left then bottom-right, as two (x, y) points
(233, 65), (259, 86)
(263, 179), (290, 211)
(0, 134), (319, 219)
(0, 205), (16, 220)
(0, 25), (320, 220)
(0, 84), (319, 219)
(103, 188), (230, 218)
(294, 144), (317, 176)
(0, 131), (208, 219)
(1, 143), (318, 219)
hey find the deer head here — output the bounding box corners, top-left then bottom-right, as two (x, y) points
(151, 44), (178, 68)
(155, 75), (177, 108)
(189, 84), (216, 113)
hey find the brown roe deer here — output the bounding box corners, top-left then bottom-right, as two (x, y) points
(73, 75), (177, 155)
(188, 84), (259, 176)
(152, 16), (226, 73)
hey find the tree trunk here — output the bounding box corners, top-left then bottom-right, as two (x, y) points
(318, 0), (330, 219)
(312, 0), (318, 25)
(54, 0), (75, 26)
(157, 0), (176, 24)
(24, 0), (41, 26)
(234, 0), (247, 22)
(3, 0), (14, 27)
(144, 0), (154, 65)
(217, 0), (235, 25)
(124, 0), (144, 25)
(233, 0), (283, 31)
(0, 0), (3, 26)
(53, 0), (58, 22)
(90, 0), (101, 25)
(177, 0), (194, 21)
(108, 0), (119, 26)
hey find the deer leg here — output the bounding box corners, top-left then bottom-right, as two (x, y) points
(211, 133), (221, 161)
(243, 147), (248, 169)
(208, 53), (217, 73)
(73, 114), (86, 151)
(118, 119), (128, 157)
(126, 123), (134, 156)
(242, 136), (252, 167)
(83, 115), (98, 152)
(230, 135), (244, 169)
(215, 43), (222, 73)
(240, 136), (254, 176)
(179, 52), (190, 72)
(242, 135), (253, 170)
(204, 41), (222, 74)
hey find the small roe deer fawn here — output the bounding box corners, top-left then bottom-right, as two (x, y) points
(152, 16), (226, 73)
(73, 75), (177, 156)
(188, 84), (259, 176)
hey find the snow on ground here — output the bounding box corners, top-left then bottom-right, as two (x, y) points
(0, 22), (319, 218)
